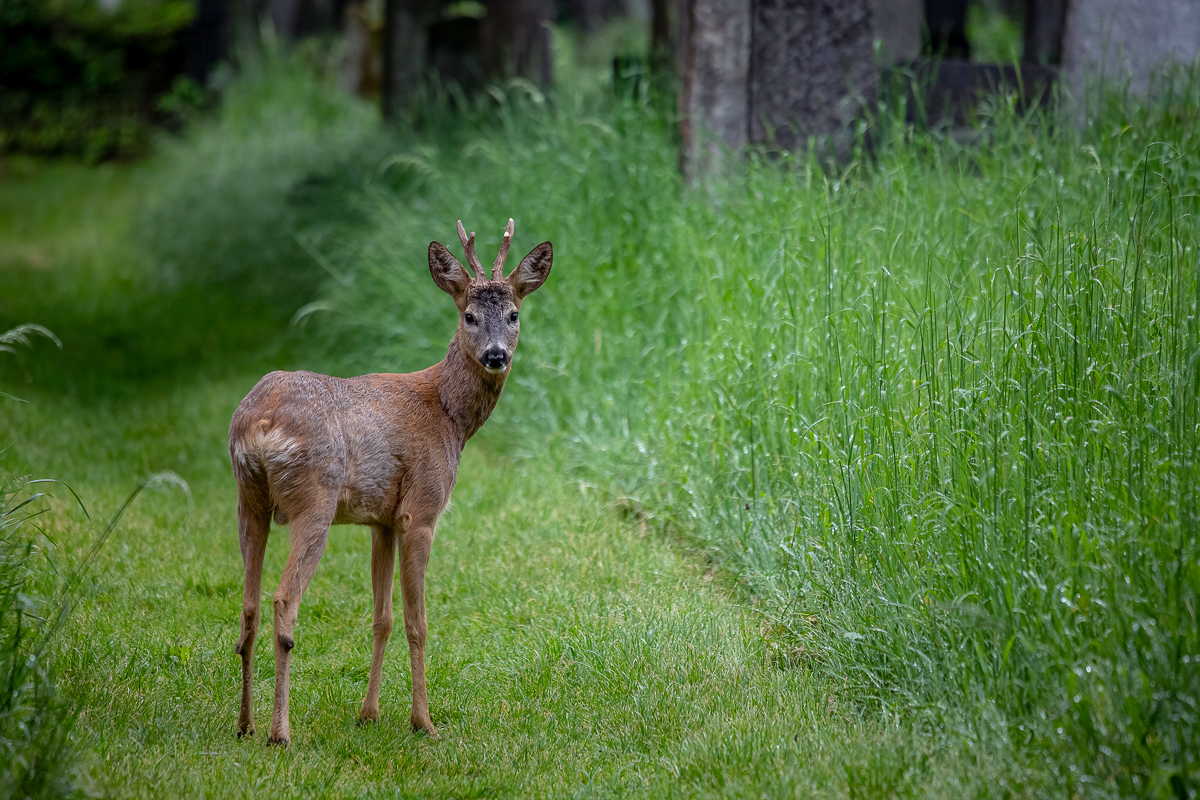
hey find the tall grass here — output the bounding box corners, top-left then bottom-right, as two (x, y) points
(306, 68), (1200, 793)
(0, 478), (76, 800)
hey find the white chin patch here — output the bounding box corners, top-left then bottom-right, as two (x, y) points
(485, 364), (509, 375)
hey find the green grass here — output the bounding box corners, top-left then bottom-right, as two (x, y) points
(2, 50), (1199, 798)
(0, 155), (982, 799)
(313, 64), (1200, 795)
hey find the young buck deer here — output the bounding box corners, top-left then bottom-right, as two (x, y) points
(229, 218), (552, 744)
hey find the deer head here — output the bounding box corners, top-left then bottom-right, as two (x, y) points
(427, 218), (553, 375)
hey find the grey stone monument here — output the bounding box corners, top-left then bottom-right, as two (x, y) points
(1063, 0), (1200, 112)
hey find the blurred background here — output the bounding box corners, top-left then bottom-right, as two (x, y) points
(6, 0), (1195, 163)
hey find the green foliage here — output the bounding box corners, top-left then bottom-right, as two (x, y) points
(316, 68), (1200, 794)
(0, 0), (194, 159)
(138, 48), (387, 312)
(0, 479), (77, 800)
(966, 1), (1023, 64)
(4, 49), (1200, 797)
(0, 324), (74, 800)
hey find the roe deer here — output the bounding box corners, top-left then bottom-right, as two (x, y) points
(229, 218), (552, 744)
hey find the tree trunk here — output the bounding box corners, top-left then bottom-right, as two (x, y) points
(923, 0), (969, 58)
(679, 0), (751, 176)
(1022, 0), (1065, 64)
(680, 0), (875, 177)
(1063, 0), (1200, 107)
(382, 0), (435, 118)
(482, 0), (555, 85)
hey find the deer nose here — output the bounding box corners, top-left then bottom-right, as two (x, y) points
(482, 347), (509, 371)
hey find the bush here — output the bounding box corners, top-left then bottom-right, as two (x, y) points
(0, 0), (194, 160)
(137, 47), (387, 313)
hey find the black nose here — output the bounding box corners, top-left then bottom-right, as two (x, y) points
(482, 348), (509, 370)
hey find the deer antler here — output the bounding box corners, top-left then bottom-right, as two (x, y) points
(456, 220), (484, 279)
(492, 218), (515, 280)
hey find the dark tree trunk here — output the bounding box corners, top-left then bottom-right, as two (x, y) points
(651, 0), (672, 62)
(1022, 0), (1066, 64)
(749, 0), (875, 152)
(924, 0), (970, 58)
(563, 0), (627, 31)
(184, 0), (228, 82)
(482, 0), (555, 85)
(382, 0), (435, 118)
(266, 0), (340, 37)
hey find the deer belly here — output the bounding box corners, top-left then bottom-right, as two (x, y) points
(333, 483), (394, 526)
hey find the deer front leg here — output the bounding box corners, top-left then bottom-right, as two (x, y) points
(399, 523), (438, 737)
(268, 510), (332, 746)
(235, 497), (270, 738)
(359, 523), (396, 724)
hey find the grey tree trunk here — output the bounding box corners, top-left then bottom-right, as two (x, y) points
(681, 0), (875, 176)
(679, 0), (752, 175)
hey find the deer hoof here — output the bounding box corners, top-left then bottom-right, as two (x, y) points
(412, 719), (440, 739)
(357, 710), (379, 727)
(267, 735), (289, 747)
(237, 726), (254, 739)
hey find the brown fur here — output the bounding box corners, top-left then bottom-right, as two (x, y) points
(229, 221), (552, 744)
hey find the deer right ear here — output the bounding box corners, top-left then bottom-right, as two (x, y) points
(429, 242), (472, 304)
(507, 242), (553, 300)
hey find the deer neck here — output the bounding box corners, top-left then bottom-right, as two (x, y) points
(435, 334), (507, 443)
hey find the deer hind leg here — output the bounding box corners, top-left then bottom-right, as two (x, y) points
(268, 503), (334, 746)
(399, 521), (438, 738)
(235, 492), (270, 738)
(359, 523), (396, 725)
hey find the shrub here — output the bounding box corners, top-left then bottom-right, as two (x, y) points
(0, 0), (194, 160)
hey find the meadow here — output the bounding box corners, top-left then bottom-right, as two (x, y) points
(1, 46), (1197, 798)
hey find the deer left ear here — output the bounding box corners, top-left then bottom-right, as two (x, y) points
(507, 242), (553, 300)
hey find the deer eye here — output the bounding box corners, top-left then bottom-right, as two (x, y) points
(464, 313), (476, 325)
(509, 311), (518, 323)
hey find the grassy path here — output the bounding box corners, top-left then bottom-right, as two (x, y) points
(0, 161), (888, 799)
(51, 411), (845, 798)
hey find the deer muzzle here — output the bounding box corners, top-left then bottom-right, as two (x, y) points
(482, 346), (509, 373)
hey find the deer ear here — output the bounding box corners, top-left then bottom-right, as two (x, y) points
(507, 242), (553, 300)
(429, 242), (472, 303)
